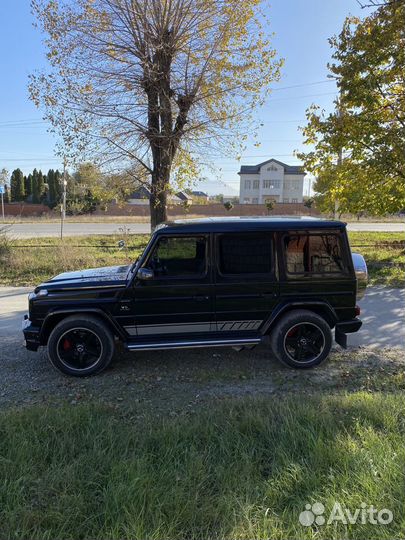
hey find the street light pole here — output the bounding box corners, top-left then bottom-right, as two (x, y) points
(60, 158), (67, 240)
(1, 189), (4, 222)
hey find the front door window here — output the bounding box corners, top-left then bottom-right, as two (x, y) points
(148, 236), (207, 278)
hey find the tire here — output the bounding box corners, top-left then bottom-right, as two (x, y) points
(270, 309), (332, 369)
(47, 315), (115, 376)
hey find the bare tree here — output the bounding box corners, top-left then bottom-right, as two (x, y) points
(30, 0), (281, 227)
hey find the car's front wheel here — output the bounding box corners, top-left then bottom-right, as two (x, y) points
(47, 315), (115, 376)
(270, 310), (332, 369)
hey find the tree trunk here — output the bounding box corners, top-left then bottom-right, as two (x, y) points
(150, 167), (169, 230)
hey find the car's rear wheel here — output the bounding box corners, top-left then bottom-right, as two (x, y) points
(270, 310), (332, 369)
(47, 315), (114, 376)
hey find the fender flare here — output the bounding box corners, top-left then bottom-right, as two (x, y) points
(40, 308), (126, 342)
(261, 301), (339, 334)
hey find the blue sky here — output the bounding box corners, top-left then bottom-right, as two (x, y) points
(0, 0), (370, 195)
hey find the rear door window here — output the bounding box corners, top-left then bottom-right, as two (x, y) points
(284, 233), (347, 276)
(218, 233), (273, 275)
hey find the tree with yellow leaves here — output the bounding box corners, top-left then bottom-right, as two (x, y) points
(30, 0), (282, 227)
(298, 0), (405, 216)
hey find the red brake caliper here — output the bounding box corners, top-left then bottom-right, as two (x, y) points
(63, 339), (72, 351)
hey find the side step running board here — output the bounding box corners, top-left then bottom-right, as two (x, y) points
(125, 337), (261, 352)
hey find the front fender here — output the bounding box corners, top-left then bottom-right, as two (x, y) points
(40, 308), (126, 343)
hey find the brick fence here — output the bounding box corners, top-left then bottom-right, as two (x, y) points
(2, 201), (318, 218)
(95, 202), (319, 218)
(2, 203), (52, 217)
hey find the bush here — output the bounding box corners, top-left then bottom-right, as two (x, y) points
(0, 225), (12, 259)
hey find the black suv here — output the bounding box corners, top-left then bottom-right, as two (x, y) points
(22, 217), (367, 376)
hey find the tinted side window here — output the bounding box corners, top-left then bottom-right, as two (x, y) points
(284, 234), (346, 275)
(149, 236), (206, 277)
(219, 233), (273, 275)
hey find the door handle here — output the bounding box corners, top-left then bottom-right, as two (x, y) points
(193, 295), (209, 301)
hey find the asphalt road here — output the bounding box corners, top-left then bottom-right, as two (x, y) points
(5, 220), (405, 238)
(1, 285), (403, 349)
(8, 222), (151, 238)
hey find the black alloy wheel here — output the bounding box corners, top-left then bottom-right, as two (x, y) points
(270, 309), (333, 369)
(47, 315), (115, 376)
(283, 322), (325, 364)
(56, 328), (103, 370)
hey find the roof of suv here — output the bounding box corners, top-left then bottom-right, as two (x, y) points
(157, 216), (346, 234)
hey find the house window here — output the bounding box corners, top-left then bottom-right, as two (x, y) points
(218, 233), (273, 275)
(244, 180), (251, 190)
(252, 198), (259, 204)
(266, 165), (278, 171)
(285, 180), (299, 191)
(253, 179), (259, 190)
(283, 198), (289, 203)
(292, 198), (298, 203)
(263, 179), (280, 189)
(243, 197), (250, 204)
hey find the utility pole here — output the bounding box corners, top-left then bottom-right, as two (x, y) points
(0, 185), (4, 222)
(60, 158), (67, 239)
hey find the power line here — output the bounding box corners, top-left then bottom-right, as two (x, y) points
(270, 79), (335, 92)
(268, 91), (337, 103)
(0, 158), (61, 162)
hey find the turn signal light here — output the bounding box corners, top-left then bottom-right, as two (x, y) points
(355, 305), (361, 317)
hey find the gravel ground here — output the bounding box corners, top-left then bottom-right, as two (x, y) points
(1, 336), (404, 416)
(1, 285), (404, 415)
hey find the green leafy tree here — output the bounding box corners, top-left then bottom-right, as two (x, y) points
(25, 174), (33, 199)
(37, 170), (45, 202)
(30, 0), (282, 227)
(10, 169), (25, 202)
(298, 0), (405, 215)
(46, 169), (62, 207)
(265, 199), (276, 214)
(32, 169), (41, 203)
(223, 201), (234, 212)
(181, 199), (192, 213)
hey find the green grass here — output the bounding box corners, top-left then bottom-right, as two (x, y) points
(348, 232), (404, 287)
(0, 234), (149, 286)
(0, 231), (403, 287)
(0, 393), (404, 539)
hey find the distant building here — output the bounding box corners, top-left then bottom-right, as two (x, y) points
(191, 190), (209, 201)
(127, 187), (183, 205)
(176, 191), (193, 202)
(238, 159), (305, 204)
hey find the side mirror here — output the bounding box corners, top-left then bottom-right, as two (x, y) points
(137, 267), (154, 281)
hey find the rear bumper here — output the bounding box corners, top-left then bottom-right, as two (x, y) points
(22, 315), (41, 351)
(335, 318), (362, 348)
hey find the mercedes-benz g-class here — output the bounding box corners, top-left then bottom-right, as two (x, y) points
(22, 217), (367, 376)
